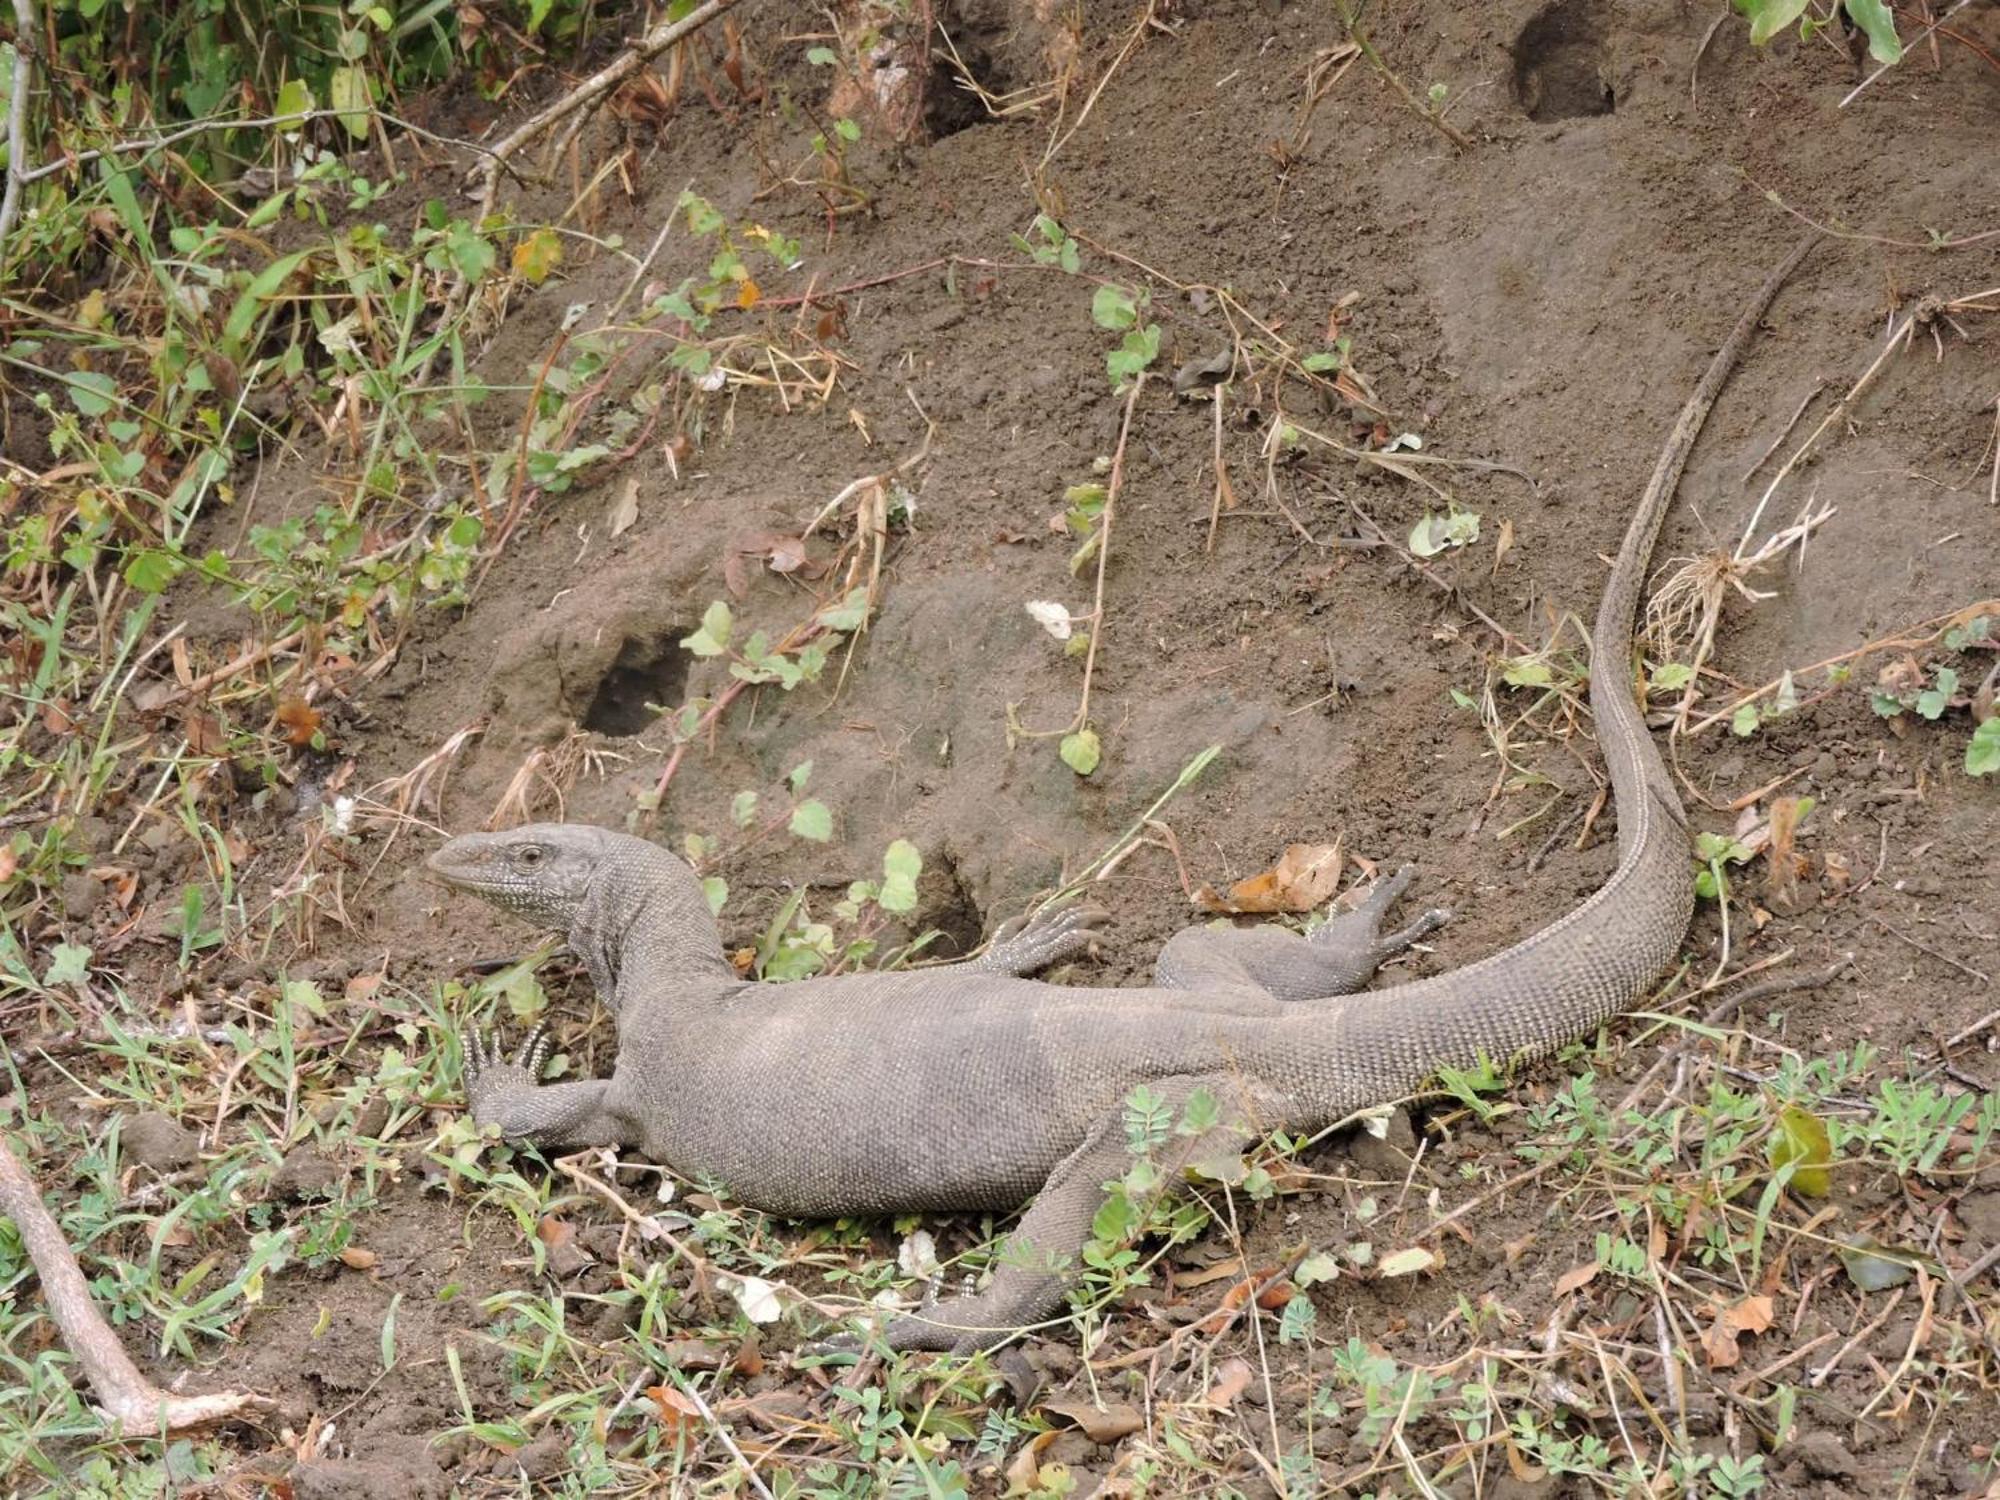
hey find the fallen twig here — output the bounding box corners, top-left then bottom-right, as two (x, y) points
(0, 1132), (269, 1431)
(467, 0), (743, 218)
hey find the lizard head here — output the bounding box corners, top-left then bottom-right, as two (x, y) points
(426, 824), (613, 931)
(428, 823), (736, 998)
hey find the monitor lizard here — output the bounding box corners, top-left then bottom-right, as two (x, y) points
(429, 234), (1815, 1352)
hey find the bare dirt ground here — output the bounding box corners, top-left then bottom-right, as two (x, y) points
(11, 0), (2000, 1494)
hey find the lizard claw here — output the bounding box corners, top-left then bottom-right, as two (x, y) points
(977, 900), (1111, 976)
(460, 1022), (556, 1129)
(513, 1022), (552, 1075)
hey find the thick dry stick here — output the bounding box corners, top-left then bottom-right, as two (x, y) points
(0, 0), (33, 254)
(0, 1133), (268, 1431)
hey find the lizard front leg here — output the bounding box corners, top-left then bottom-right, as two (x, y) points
(461, 1027), (638, 1152)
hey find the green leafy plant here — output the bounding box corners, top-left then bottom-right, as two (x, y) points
(1868, 617), (1996, 775)
(1693, 830), (1753, 901)
(1736, 0), (1901, 65)
(1090, 285), (1161, 390)
(1010, 213), (1081, 274)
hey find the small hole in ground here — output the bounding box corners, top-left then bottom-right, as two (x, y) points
(581, 636), (688, 736)
(1513, 0), (1614, 121)
(924, 12), (1021, 140)
(925, 48), (1000, 139)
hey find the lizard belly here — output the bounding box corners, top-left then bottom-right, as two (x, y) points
(605, 994), (1087, 1217)
(601, 975), (1298, 1218)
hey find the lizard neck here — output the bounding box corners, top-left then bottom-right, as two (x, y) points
(570, 845), (737, 1012)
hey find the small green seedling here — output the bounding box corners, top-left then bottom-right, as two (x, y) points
(1011, 213), (1081, 273)
(1693, 830), (1753, 901)
(1868, 618), (1996, 775)
(1091, 285), (1161, 390)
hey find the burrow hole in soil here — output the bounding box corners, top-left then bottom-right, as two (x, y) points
(581, 635), (689, 736)
(1513, 0), (1615, 121)
(923, 20), (1017, 138)
(926, 853), (989, 960)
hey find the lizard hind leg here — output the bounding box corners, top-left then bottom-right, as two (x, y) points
(1152, 867), (1450, 1002)
(968, 900), (1111, 976)
(1307, 865), (1450, 976)
(878, 1077), (1285, 1355)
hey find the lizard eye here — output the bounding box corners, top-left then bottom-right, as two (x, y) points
(514, 844), (546, 869)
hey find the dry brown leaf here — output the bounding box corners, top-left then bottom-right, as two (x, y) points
(646, 1384), (703, 1436)
(1004, 1429), (1060, 1493)
(1877, 654), (1926, 699)
(1700, 1293), (1774, 1369)
(718, 1388), (811, 1434)
(275, 697), (321, 748)
(1039, 1396), (1144, 1444)
(1504, 1440), (1544, 1488)
(91, 865), (138, 909)
(1193, 1267), (1291, 1333)
(1505, 1437), (1548, 1482)
(723, 531), (824, 600)
(536, 1215), (591, 1276)
(1174, 1256), (1248, 1290)
(1193, 841), (1344, 915)
(1973, 661), (1997, 724)
(607, 478), (640, 538)
(611, 70), (674, 126)
(1205, 1356), (1253, 1409)
(182, 708), (224, 755)
(1763, 795), (1813, 911)
(1554, 1262), (1599, 1298)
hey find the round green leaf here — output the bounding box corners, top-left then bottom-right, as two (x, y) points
(1060, 728), (1102, 776)
(1767, 1104), (1832, 1197)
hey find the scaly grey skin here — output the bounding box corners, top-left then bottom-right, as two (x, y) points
(430, 238), (1815, 1353)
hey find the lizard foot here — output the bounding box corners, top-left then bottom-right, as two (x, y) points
(1312, 865), (1450, 962)
(460, 1023), (553, 1131)
(974, 900), (1111, 976)
(808, 1272), (957, 1357)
